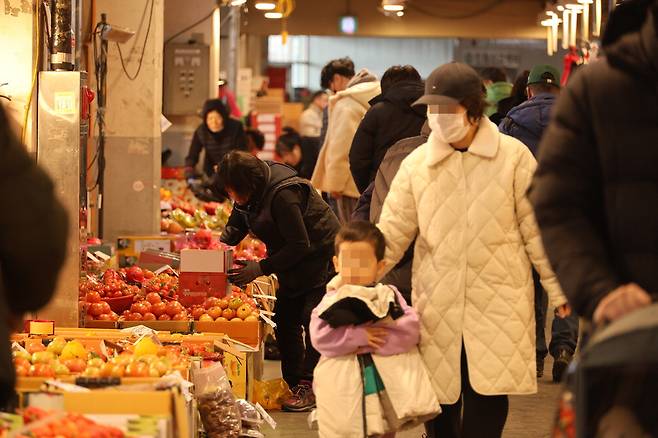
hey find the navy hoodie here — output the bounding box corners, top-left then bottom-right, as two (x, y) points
(498, 93), (556, 156)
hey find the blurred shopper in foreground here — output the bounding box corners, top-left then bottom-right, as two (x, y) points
(0, 104), (68, 409)
(376, 62), (567, 438)
(500, 65), (579, 382)
(349, 65), (426, 193)
(312, 59), (380, 223)
(299, 91), (328, 138)
(481, 66), (512, 119)
(530, 0), (658, 325)
(216, 151), (340, 412)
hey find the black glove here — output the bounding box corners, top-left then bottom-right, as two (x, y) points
(228, 260), (262, 286)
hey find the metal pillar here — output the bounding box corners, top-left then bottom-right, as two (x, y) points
(227, 6), (241, 96)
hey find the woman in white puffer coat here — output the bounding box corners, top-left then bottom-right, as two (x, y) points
(376, 62), (569, 438)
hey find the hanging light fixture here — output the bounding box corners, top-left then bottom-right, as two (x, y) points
(382, 0), (405, 12)
(255, 1), (276, 10)
(230, 0), (247, 5)
(565, 3), (582, 47)
(562, 8), (570, 49)
(264, 11), (283, 18)
(592, 0), (602, 36)
(577, 0), (593, 42)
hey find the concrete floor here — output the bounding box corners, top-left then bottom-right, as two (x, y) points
(262, 358), (563, 438)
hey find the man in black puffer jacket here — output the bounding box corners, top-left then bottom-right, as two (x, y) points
(530, 0), (658, 324)
(215, 151), (340, 413)
(0, 104), (68, 409)
(349, 65), (426, 193)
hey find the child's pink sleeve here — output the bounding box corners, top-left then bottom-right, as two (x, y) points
(374, 288), (420, 356)
(310, 306), (370, 358)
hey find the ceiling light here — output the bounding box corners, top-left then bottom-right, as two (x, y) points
(382, 0), (405, 12)
(230, 0), (247, 5)
(255, 1), (276, 10)
(264, 11), (283, 19)
(397, 11), (404, 17)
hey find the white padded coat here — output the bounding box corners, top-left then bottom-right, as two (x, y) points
(377, 117), (567, 404)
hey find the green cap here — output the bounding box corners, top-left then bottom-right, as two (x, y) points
(527, 64), (561, 88)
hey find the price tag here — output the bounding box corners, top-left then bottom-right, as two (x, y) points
(86, 252), (100, 263)
(94, 251), (111, 261)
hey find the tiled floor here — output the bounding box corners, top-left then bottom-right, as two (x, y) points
(262, 358), (563, 438)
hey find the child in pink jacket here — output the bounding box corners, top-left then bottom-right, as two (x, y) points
(310, 221), (439, 438)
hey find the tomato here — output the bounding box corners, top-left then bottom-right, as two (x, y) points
(85, 291), (101, 303)
(63, 358), (87, 373)
(131, 301), (151, 315)
(142, 312), (157, 321)
(172, 312), (189, 321)
(218, 299), (229, 310)
(151, 302), (167, 317)
(145, 292), (161, 305)
(221, 308), (235, 320)
(127, 312), (143, 321)
(158, 314), (171, 321)
(97, 313), (112, 321)
(207, 306), (223, 319)
(191, 307), (206, 320)
(204, 297), (221, 309)
(198, 314), (213, 322)
(165, 301), (184, 317)
(99, 301), (111, 315)
(88, 302), (105, 317)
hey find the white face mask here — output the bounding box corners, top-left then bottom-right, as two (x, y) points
(428, 113), (471, 144)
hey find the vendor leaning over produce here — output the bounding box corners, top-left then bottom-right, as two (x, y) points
(185, 99), (248, 201)
(215, 151), (341, 412)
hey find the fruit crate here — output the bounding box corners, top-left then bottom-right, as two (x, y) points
(119, 320), (193, 333)
(193, 320), (262, 347)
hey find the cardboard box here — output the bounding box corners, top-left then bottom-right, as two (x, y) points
(138, 250), (181, 271)
(180, 249), (231, 273)
(120, 320), (192, 333)
(194, 320), (261, 347)
(179, 250), (232, 306)
(117, 235), (177, 267)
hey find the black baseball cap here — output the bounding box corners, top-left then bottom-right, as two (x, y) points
(413, 62), (484, 107)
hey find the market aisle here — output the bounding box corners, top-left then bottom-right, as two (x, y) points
(264, 359), (563, 437)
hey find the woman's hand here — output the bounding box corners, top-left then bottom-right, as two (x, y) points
(364, 327), (389, 350)
(555, 304), (572, 318)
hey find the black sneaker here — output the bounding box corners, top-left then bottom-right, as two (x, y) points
(537, 357), (545, 378)
(552, 349), (573, 383)
(282, 380), (316, 412)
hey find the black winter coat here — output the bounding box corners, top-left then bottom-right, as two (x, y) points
(0, 105), (68, 406)
(221, 162), (340, 296)
(186, 119), (247, 178)
(529, 5), (658, 318)
(349, 81), (426, 193)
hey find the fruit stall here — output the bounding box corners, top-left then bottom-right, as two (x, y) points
(2, 211), (281, 437)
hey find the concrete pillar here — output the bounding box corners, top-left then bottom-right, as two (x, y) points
(92, 0), (164, 242)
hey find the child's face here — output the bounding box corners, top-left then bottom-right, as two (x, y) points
(333, 241), (386, 286)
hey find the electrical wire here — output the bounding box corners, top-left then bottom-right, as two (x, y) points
(164, 10), (215, 46)
(116, 0), (155, 81)
(408, 0), (505, 20)
(21, 0), (41, 145)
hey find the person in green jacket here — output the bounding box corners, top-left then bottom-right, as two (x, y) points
(481, 66), (513, 118)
